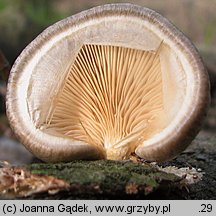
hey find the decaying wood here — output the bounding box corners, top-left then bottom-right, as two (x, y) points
(0, 157), (205, 199)
(0, 164), (69, 198)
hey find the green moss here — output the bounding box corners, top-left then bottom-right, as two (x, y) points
(27, 160), (180, 196)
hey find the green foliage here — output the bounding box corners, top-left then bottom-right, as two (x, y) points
(24, 0), (65, 27)
(0, 0), (65, 28)
(0, 0), (67, 62)
(0, 0), (11, 12)
(204, 22), (216, 46)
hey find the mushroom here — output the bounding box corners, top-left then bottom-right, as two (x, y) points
(6, 4), (210, 162)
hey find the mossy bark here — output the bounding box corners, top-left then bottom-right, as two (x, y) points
(26, 160), (181, 199)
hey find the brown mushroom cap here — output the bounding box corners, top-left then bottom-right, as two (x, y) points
(6, 4), (210, 162)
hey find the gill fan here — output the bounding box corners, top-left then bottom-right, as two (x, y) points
(44, 44), (164, 160)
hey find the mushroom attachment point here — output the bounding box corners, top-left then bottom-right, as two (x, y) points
(6, 4), (210, 162)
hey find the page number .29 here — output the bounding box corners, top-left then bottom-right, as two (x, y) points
(199, 204), (213, 213)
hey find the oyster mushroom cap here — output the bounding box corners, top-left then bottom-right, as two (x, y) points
(6, 4), (210, 162)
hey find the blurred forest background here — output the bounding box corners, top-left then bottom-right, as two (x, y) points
(0, 0), (216, 165)
(0, 0), (216, 63)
